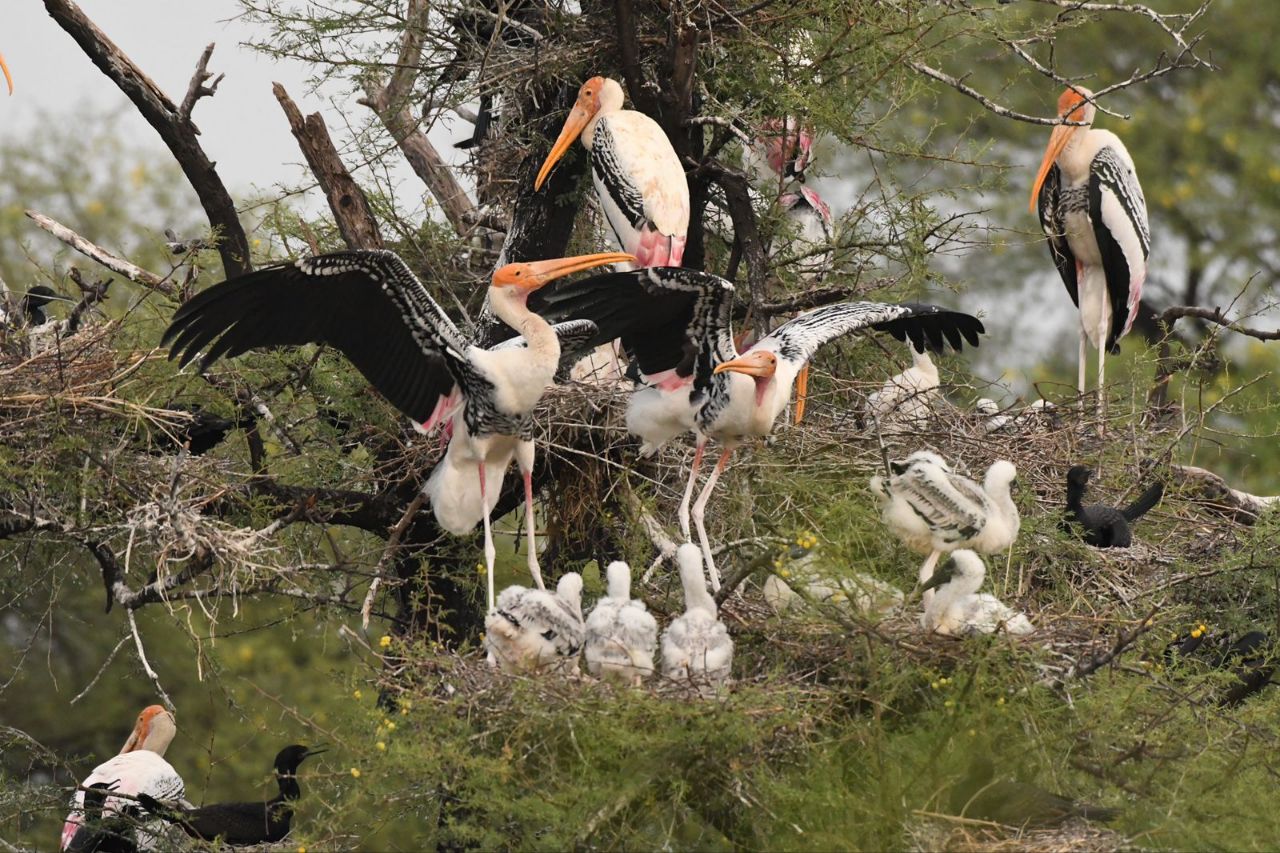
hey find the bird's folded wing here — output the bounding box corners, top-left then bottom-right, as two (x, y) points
(898, 464), (986, 540)
(1036, 163), (1080, 308)
(1089, 146), (1150, 349)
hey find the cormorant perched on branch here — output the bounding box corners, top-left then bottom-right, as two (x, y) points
(139, 745), (325, 846)
(1063, 465), (1163, 548)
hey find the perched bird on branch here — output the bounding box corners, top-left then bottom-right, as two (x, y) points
(584, 561), (658, 685)
(919, 550), (1032, 636)
(138, 745), (325, 847)
(1063, 465), (1163, 548)
(485, 573), (585, 674)
(950, 755), (1119, 827)
(1032, 87), (1150, 406)
(61, 706), (185, 853)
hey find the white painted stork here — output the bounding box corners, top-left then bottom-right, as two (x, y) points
(484, 573), (585, 674)
(865, 346), (939, 431)
(535, 76), (689, 267)
(660, 543), (733, 693)
(919, 550), (1033, 636)
(523, 268), (984, 590)
(1031, 87), (1150, 401)
(583, 560), (658, 685)
(162, 249), (632, 611)
(869, 450), (1019, 597)
(61, 705), (185, 852)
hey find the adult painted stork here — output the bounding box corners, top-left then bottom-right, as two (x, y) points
(523, 267), (983, 589)
(535, 76), (689, 267)
(584, 561), (658, 685)
(745, 117), (814, 187)
(869, 450), (1019, 596)
(162, 249), (631, 611)
(138, 745), (325, 846)
(61, 705), (185, 853)
(484, 573), (585, 674)
(660, 543), (733, 693)
(1031, 87), (1150, 402)
(919, 550), (1033, 636)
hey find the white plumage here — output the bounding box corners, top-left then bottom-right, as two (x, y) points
(584, 561), (659, 684)
(869, 450), (1020, 592)
(661, 544), (733, 692)
(920, 550), (1034, 636)
(866, 348), (939, 431)
(61, 705), (186, 852)
(485, 573), (585, 675)
(762, 549), (903, 618)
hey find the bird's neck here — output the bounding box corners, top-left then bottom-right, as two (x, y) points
(1065, 481), (1087, 514)
(985, 476), (1017, 523)
(275, 770), (301, 802)
(489, 287), (558, 360)
(1056, 128), (1096, 181)
(581, 108), (618, 150)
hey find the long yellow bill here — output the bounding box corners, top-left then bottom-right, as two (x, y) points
(534, 79), (603, 190)
(1029, 123), (1078, 212)
(492, 251), (637, 289)
(794, 363), (810, 424)
(0, 53), (13, 96)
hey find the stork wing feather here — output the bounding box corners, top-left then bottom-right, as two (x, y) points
(162, 251), (465, 424)
(760, 301), (984, 366)
(526, 267), (735, 382)
(1089, 145), (1150, 352)
(897, 464), (988, 542)
(592, 113), (690, 239)
(1037, 163), (1079, 308)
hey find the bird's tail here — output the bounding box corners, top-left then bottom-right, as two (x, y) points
(424, 452), (508, 534)
(1075, 802), (1120, 823)
(1122, 481), (1164, 522)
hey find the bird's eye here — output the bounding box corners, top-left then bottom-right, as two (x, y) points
(542, 629), (556, 641)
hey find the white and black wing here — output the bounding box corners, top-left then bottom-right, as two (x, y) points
(525, 267), (735, 384)
(1089, 145), (1150, 351)
(760, 301), (984, 367)
(895, 464), (988, 543)
(1036, 162), (1079, 306)
(163, 251), (468, 425)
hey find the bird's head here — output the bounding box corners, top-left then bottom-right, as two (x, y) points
(975, 398), (1000, 417)
(0, 52), (12, 96)
(556, 572), (584, 612)
(890, 449), (950, 476)
(605, 561), (631, 600)
(535, 76), (625, 190)
(490, 252), (635, 297)
(1066, 465), (1093, 488)
(1030, 86), (1096, 211)
(121, 705), (176, 755)
(713, 349), (778, 379)
(985, 460), (1018, 492)
(275, 744), (326, 774)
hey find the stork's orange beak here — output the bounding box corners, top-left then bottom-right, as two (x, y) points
(1030, 91), (1089, 211)
(0, 53), (13, 96)
(492, 251), (635, 289)
(534, 78), (604, 190)
(794, 364), (810, 424)
(713, 350), (778, 378)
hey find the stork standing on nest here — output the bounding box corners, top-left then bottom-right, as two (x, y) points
(584, 561), (658, 685)
(870, 450), (1020, 596)
(660, 543), (733, 692)
(919, 550), (1033, 636)
(485, 573), (585, 674)
(162, 249), (631, 611)
(525, 267), (983, 590)
(61, 706), (185, 852)
(1032, 87), (1150, 407)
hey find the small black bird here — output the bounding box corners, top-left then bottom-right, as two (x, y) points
(1064, 465), (1164, 548)
(139, 744), (324, 846)
(950, 756), (1119, 827)
(18, 285), (59, 325)
(1216, 631), (1275, 707)
(152, 404), (256, 456)
(65, 782), (141, 853)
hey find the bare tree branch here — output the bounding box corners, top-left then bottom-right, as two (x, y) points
(274, 82), (385, 251)
(177, 43), (225, 127)
(1159, 305), (1280, 342)
(44, 0), (252, 277)
(1172, 465), (1280, 525)
(25, 211), (173, 296)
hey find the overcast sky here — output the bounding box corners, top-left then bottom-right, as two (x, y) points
(1, 1), (467, 206)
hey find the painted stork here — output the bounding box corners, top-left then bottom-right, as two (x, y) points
(484, 573), (585, 674)
(1063, 465), (1163, 548)
(777, 186), (834, 289)
(535, 77), (689, 267)
(919, 550), (1033, 636)
(660, 543), (733, 693)
(583, 561), (658, 685)
(162, 249), (632, 610)
(869, 450), (1019, 595)
(865, 346), (939, 432)
(61, 705), (185, 853)
(745, 117), (814, 188)
(523, 267), (983, 589)
(138, 745), (324, 846)
(1031, 87), (1150, 402)
(0, 52), (12, 95)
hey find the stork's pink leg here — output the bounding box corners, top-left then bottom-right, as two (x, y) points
(678, 439), (706, 540)
(515, 439), (544, 590)
(691, 448), (733, 593)
(479, 462), (496, 611)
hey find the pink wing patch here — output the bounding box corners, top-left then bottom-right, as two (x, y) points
(634, 225), (685, 268)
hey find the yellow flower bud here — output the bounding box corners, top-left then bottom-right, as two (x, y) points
(379, 635), (392, 649)
(376, 741), (386, 751)
(350, 767), (362, 778)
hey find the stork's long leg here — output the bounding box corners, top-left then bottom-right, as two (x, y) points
(479, 462), (496, 611)
(692, 448), (733, 593)
(678, 438), (706, 540)
(515, 439), (545, 591)
(1077, 322), (1088, 397)
(1096, 329), (1106, 420)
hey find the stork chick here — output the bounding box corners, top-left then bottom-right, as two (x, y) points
(919, 550), (1033, 636)
(584, 561), (659, 685)
(866, 347), (940, 431)
(660, 544), (733, 693)
(485, 574), (585, 675)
